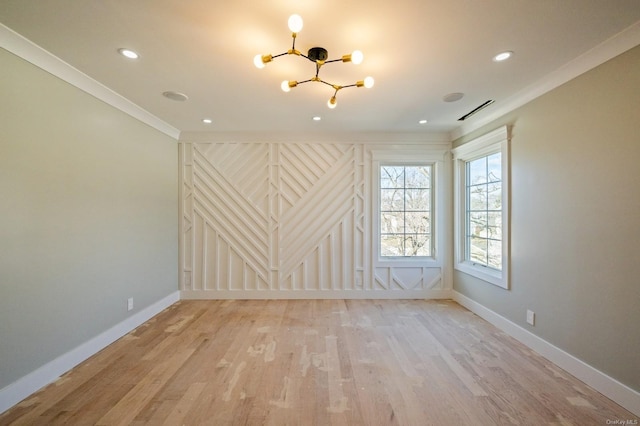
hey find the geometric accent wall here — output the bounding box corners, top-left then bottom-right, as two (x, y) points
(179, 141), (449, 299)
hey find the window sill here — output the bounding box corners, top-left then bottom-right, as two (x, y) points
(377, 257), (441, 268)
(455, 261), (507, 289)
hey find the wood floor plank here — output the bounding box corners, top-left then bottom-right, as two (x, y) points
(1, 299), (637, 425)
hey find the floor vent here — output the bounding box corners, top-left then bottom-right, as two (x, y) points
(458, 100), (495, 121)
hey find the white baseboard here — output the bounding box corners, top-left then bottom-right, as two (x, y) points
(0, 291), (180, 415)
(10, 290), (634, 416)
(452, 290), (640, 417)
(181, 288), (453, 300)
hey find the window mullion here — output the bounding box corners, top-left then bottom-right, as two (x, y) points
(379, 164), (433, 259)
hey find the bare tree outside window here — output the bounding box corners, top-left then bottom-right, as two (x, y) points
(380, 165), (432, 257)
(466, 153), (502, 270)
(452, 126), (509, 288)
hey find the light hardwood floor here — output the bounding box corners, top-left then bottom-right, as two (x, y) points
(1, 299), (637, 425)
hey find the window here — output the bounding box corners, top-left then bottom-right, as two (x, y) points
(379, 165), (432, 258)
(372, 149), (444, 267)
(466, 153), (502, 269)
(453, 126), (509, 288)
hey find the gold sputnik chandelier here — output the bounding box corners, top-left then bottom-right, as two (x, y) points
(254, 14), (374, 109)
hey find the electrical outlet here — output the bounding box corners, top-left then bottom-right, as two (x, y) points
(127, 298), (134, 312)
(526, 309), (535, 326)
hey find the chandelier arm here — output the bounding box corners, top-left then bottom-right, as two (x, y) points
(272, 52), (289, 60)
(314, 79), (342, 91)
(290, 35), (308, 59)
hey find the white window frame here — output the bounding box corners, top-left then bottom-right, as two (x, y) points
(452, 126), (510, 289)
(372, 150), (444, 268)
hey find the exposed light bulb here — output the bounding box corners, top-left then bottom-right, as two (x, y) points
(254, 54), (265, 69)
(254, 54), (272, 68)
(364, 76), (374, 88)
(281, 80), (297, 92)
(351, 50), (363, 65)
(288, 14), (303, 33)
(327, 97), (337, 109)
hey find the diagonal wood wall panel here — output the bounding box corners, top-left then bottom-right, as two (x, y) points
(200, 143), (270, 216)
(189, 144), (271, 290)
(278, 143), (348, 215)
(179, 141), (448, 298)
(279, 146), (356, 279)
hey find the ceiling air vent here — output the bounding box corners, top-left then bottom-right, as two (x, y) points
(458, 100), (495, 121)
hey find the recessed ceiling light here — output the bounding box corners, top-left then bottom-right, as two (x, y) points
(442, 92), (464, 103)
(162, 91), (189, 101)
(493, 51), (513, 62)
(418, 119), (428, 124)
(118, 48), (139, 59)
(202, 118), (213, 124)
(313, 116), (321, 121)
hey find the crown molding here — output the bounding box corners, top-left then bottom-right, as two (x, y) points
(0, 24), (180, 140)
(178, 131), (451, 145)
(451, 20), (640, 141)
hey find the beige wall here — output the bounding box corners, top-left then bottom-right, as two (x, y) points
(0, 48), (178, 389)
(453, 45), (640, 391)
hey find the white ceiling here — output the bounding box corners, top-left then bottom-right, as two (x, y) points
(1, 0), (640, 138)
